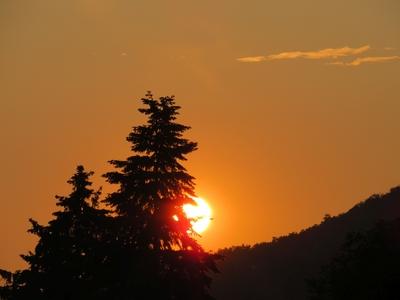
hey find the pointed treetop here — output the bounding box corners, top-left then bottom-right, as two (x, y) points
(56, 165), (99, 212)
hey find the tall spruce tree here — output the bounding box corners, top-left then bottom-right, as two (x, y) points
(10, 166), (110, 300)
(104, 92), (219, 299)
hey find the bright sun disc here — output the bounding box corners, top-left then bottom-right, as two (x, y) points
(183, 197), (212, 234)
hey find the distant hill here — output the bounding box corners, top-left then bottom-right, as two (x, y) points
(211, 186), (400, 300)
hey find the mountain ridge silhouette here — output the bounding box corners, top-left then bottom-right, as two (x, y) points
(212, 186), (400, 300)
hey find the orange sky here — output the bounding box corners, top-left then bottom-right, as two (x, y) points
(1, 0), (400, 271)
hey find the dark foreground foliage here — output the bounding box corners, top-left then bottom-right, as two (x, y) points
(0, 93), (219, 300)
(308, 218), (400, 300)
(212, 187), (400, 300)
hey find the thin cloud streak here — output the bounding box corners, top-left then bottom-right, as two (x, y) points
(268, 45), (370, 60)
(237, 45), (370, 63)
(329, 56), (400, 66)
(237, 56), (266, 62)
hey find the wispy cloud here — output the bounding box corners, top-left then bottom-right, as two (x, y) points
(237, 45), (370, 63)
(329, 56), (400, 67)
(269, 45), (370, 60)
(237, 56), (266, 62)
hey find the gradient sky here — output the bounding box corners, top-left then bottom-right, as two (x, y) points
(1, 0), (399, 271)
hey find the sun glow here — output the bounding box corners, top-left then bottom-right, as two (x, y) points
(183, 197), (212, 234)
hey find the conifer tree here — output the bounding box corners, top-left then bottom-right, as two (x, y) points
(104, 92), (219, 299)
(10, 166), (109, 299)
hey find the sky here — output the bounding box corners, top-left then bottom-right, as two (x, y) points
(1, 0), (399, 271)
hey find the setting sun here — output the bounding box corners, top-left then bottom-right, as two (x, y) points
(183, 197), (212, 234)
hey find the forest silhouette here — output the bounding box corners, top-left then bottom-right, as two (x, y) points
(1, 93), (400, 300)
(212, 187), (400, 300)
(0, 93), (219, 299)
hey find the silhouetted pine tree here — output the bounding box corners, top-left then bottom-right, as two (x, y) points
(103, 92), (219, 299)
(10, 166), (110, 300)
